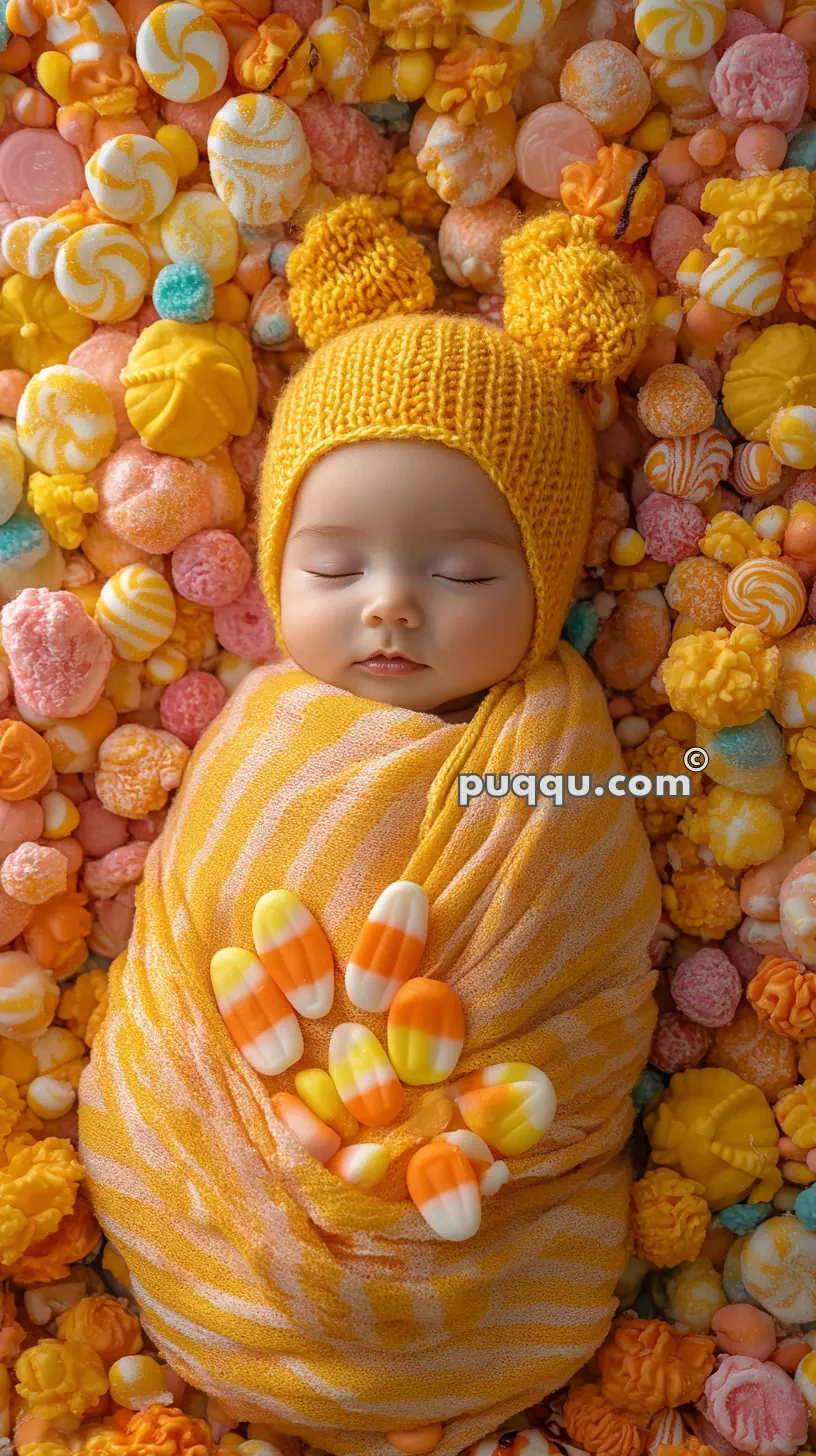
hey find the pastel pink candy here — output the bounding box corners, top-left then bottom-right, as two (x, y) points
(171, 530), (252, 607)
(159, 671), (227, 747)
(704, 1356), (807, 1456)
(650, 205), (709, 285)
(75, 800), (129, 858)
(91, 440), (214, 554)
(0, 129), (85, 213)
(68, 331), (136, 448)
(1, 589), (112, 718)
(514, 103), (601, 199)
(710, 34), (808, 130)
(714, 7), (769, 57)
(212, 578), (278, 661)
(91, 887), (136, 955)
(160, 86), (232, 154)
(83, 841), (149, 899)
(670, 948), (742, 1027)
(0, 800), (43, 861)
(229, 418), (268, 499)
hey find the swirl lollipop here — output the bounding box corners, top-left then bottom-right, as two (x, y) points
(207, 94), (311, 228)
(1, 218), (69, 279)
(86, 135), (178, 226)
(634, 0), (726, 58)
(722, 558), (807, 638)
(54, 224), (150, 323)
(136, 1), (229, 102)
(17, 365), (116, 474)
(459, 0), (562, 44)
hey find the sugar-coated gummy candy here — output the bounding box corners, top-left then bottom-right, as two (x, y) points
(636, 494), (706, 565)
(705, 1355), (807, 1456)
(710, 34), (809, 132)
(171, 529), (252, 607)
(670, 948), (742, 1027)
(153, 262), (214, 323)
(158, 671), (227, 747)
(212, 577), (277, 660)
(1, 589), (112, 719)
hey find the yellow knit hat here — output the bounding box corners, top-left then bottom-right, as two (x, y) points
(258, 197), (647, 677)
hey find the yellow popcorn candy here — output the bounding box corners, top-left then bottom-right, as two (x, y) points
(27, 471), (98, 551)
(683, 785), (785, 872)
(664, 1254), (727, 1332)
(662, 866), (742, 939)
(702, 169), (815, 259)
(700, 510), (782, 567)
(58, 969), (108, 1044)
(787, 727), (816, 789)
(660, 624), (780, 730)
(14, 1338), (108, 1422)
(630, 1167), (711, 1267)
(0, 1138), (83, 1266)
(775, 1080), (816, 1150)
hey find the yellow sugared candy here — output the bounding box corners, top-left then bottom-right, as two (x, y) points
(1, 217), (69, 280)
(136, 0), (229, 102)
(406, 1138), (481, 1241)
(451, 1062), (557, 1156)
(634, 0), (725, 60)
(0, 952), (58, 1041)
(210, 947), (303, 1076)
(741, 1215), (816, 1323)
(699, 248), (783, 317)
(86, 135), (178, 226)
(346, 879), (429, 1012)
(722, 559), (807, 638)
(17, 366), (115, 474)
(159, 191), (239, 287)
(121, 319), (257, 458)
(310, 4), (379, 102)
(96, 564), (176, 663)
(769, 405), (816, 469)
(208, 93), (311, 229)
(329, 1022), (404, 1126)
(644, 1067), (780, 1208)
(294, 1067), (358, 1139)
(723, 322), (816, 443)
(26, 1073), (76, 1119)
(272, 1091), (341, 1163)
(325, 1142), (391, 1188)
(684, 784), (784, 872)
(387, 977), (465, 1086)
(795, 1349), (816, 1417)
(252, 888), (334, 1019)
(460, 0), (561, 44)
(108, 1354), (173, 1411)
(54, 223), (150, 324)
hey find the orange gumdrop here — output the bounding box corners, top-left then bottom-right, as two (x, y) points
(784, 501), (816, 563)
(772, 1337), (811, 1372)
(685, 300), (735, 347)
(387, 1427), (444, 1454)
(0, 720), (52, 800)
(711, 1304), (777, 1361)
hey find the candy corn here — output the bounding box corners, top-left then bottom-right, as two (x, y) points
(328, 1022), (404, 1126)
(272, 1091), (341, 1164)
(294, 1067), (358, 1139)
(440, 1130), (509, 1196)
(406, 1139), (481, 1241)
(387, 978), (465, 1085)
(345, 880), (428, 1012)
(325, 1142), (390, 1188)
(451, 1062), (557, 1156)
(252, 889), (335, 1018)
(209, 946), (303, 1075)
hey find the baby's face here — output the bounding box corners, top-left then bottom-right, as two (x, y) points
(279, 439), (536, 716)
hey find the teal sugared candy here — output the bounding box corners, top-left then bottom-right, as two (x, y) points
(720, 1201), (774, 1235)
(562, 600), (599, 656)
(784, 126), (816, 171)
(795, 1184), (816, 1231)
(153, 262), (215, 324)
(633, 1065), (665, 1111)
(0, 512), (49, 568)
(696, 713), (786, 795)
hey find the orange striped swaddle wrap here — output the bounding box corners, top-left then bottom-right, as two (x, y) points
(79, 643), (659, 1456)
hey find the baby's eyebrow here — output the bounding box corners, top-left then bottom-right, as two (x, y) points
(289, 525), (516, 547)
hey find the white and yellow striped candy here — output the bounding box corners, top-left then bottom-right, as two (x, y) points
(46, 0), (127, 61)
(329, 1023), (404, 1127)
(346, 880), (428, 1013)
(769, 404), (816, 469)
(96, 564), (176, 662)
(1, 217), (69, 279)
(634, 0), (725, 59)
(460, 0), (561, 43)
(55, 223), (150, 324)
(159, 192), (238, 287)
(253, 889), (335, 1019)
(86, 135), (178, 226)
(136, 1), (229, 102)
(451, 1062), (557, 1156)
(644, 427), (733, 503)
(207, 94), (311, 229)
(17, 366), (115, 474)
(699, 248), (783, 316)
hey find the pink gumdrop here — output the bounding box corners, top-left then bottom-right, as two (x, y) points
(722, 928), (762, 983)
(704, 1356), (807, 1456)
(91, 440), (214, 556)
(91, 888), (135, 953)
(710, 33), (808, 130)
(128, 809), (166, 842)
(298, 91), (390, 193)
(75, 800), (129, 859)
(171, 530), (252, 608)
(670, 947), (742, 1027)
(734, 122), (788, 169)
(229, 417), (268, 500)
(0, 589), (112, 719)
(514, 102), (602, 198)
(650, 204), (709, 284)
(650, 1010), (711, 1073)
(712, 1307), (777, 1362)
(0, 130), (84, 214)
(56, 775), (89, 806)
(68, 331), (135, 448)
(636, 493), (706, 565)
(213, 578), (277, 661)
(83, 840), (148, 899)
(654, 137), (703, 193)
(159, 671), (227, 748)
(0, 800), (43, 861)
(274, 0), (322, 25)
(0, 369), (28, 418)
(0, 884), (30, 945)
(785, 471), (816, 509)
(160, 86), (232, 154)
(45, 836), (83, 874)
(715, 7), (770, 54)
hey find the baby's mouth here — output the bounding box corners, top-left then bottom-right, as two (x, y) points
(356, 654), (427, 675)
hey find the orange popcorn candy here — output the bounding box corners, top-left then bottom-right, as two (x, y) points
(708, 999), (798, 1101)
(598, 1316), (716, 1414)
(94, 724), (190, 820)
(563, 1383), (646, 1456)
(629, 1168), (710, 1268)
(663, 867), (742, 939)
(112, 1404), (217, 1454)
(57, 1295), (143, 1369)
(747, 955), (816, 1040)
(0, 720), (52, 801)
(561, 144), (665, 245)
(24, 889), (92, 980)
(8, 1194), (100, 1284)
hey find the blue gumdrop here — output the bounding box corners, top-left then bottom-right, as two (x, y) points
(719, 1201), (774, 1235)
(153, 262), (214, 324)
(706, 714), (784, 772)
(632, 1066), (666, 1111)
(795, 1183), (816, 1230)
(784, 126), (816, 172)
(0, 0), (11, 53)
(0, 513), (47, 567)
(562, 600), (599, 657)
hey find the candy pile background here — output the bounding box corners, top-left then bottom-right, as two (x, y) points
(8, 0), (816, 1447)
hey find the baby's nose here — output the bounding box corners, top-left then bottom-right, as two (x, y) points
(361, 584), (424, 629)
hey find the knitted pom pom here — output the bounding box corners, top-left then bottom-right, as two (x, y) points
(286, 196), (436, 351)
(502, 214), (648, 385)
